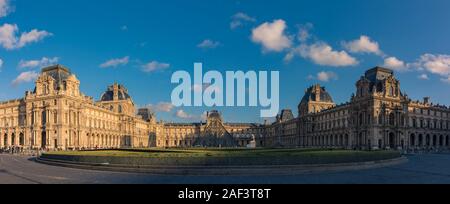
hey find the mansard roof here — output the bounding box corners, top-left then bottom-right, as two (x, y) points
(300, 84), (334, 104)
(38, 64), (75, 92)
(364, 66), (395, 83)
(100, 83), (132, 102)
(278, 109), (294, 122)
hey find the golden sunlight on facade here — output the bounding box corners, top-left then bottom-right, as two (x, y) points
(0, 65), (449, 151)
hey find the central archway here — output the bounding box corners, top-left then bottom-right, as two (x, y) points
(410, 134), (416, 146)
(19, 133), (24, 146)
(389, 132), (395, 149)
(419, 134), (423, 146)
(433, 135), (437, 147)
(41, 131), (47, 148)
(11, 133), (15, 146)
(4, 134), (8, 147)
(446, 136), (449, 147)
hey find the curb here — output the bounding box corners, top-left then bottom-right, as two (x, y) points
(35, 156), (408, 176)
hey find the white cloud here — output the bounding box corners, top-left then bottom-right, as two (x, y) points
(230, 12), (256, 29)
(441, 76), (450, 84)
(416, 54), (450, 77)
(175, 109), (196, 119)
(12, 71), (39, 86)
(147, 102), (175, 113)
(343, 35), (383, 56)
(0, 0), (12, 18)
(197, 39), (220, 49)
(317, 71), (339, 82)
(251, 19), (292, 52)
(0, 58), (3, 71)
(0, 23), (52, 50)
(100, 56), (129, 68)
(0, 23), (17, 49)
(18, 29), (52, 48)
(18, 57), (59, 69)
(141, 61), (170, 73)
(383, 57), (407, 71)
(296, 42), (359, 67)
(297, 23), (313, 42)
(283, 51), (295, 63)
(418, 74), (429, 80)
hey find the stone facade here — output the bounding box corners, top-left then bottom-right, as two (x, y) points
(1, 65), (448, 151)
(267, 67), (450, 151)
(0, 65), (265, 150)
(0, 65), (151, 150)
(155, 110), (266, 148)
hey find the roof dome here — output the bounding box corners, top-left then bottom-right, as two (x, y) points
(207, 110), (221, 118)
(300, 84), (334, 104)
(100, 83), (132, 102)
(278, 109), (294, 122)
(206, 110), (223, 121)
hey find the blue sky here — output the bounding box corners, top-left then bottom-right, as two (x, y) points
(0, 0), (449, 123)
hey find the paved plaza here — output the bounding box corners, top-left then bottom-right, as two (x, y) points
(1, 154), (450, 184)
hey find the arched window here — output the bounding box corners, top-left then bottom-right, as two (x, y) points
(378, 113), (383, 125)
(410, 134), (416, 146)
(43, 84), (48, 94)
(389, 113), (395, 126)
(54, 111), (58, 123)
(118, 105), (123, 113)
(31, 112), (35, 125)
(11, 133), (15, 145)
(359, 113), (363, 126)
(19, 133), (24, 146)
(42, 110), (47, 125)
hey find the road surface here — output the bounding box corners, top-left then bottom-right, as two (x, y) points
(1, 154), (450, 184)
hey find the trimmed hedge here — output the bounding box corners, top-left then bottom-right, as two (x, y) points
(41, 149), (401, 166)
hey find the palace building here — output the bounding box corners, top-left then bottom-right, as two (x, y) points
(0, 65), (449, 151)
(266, 67), (450, 151)
(156, 110), (266, 148)
(0, 65), (151, 150)
(0, 65), (265, 150)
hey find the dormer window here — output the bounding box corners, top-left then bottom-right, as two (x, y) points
(390, 86), (394, 96)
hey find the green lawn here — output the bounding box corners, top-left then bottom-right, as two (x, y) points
(42, 148), (401, 166)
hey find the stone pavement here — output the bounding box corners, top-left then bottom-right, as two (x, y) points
(1, 153), (450, 184)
